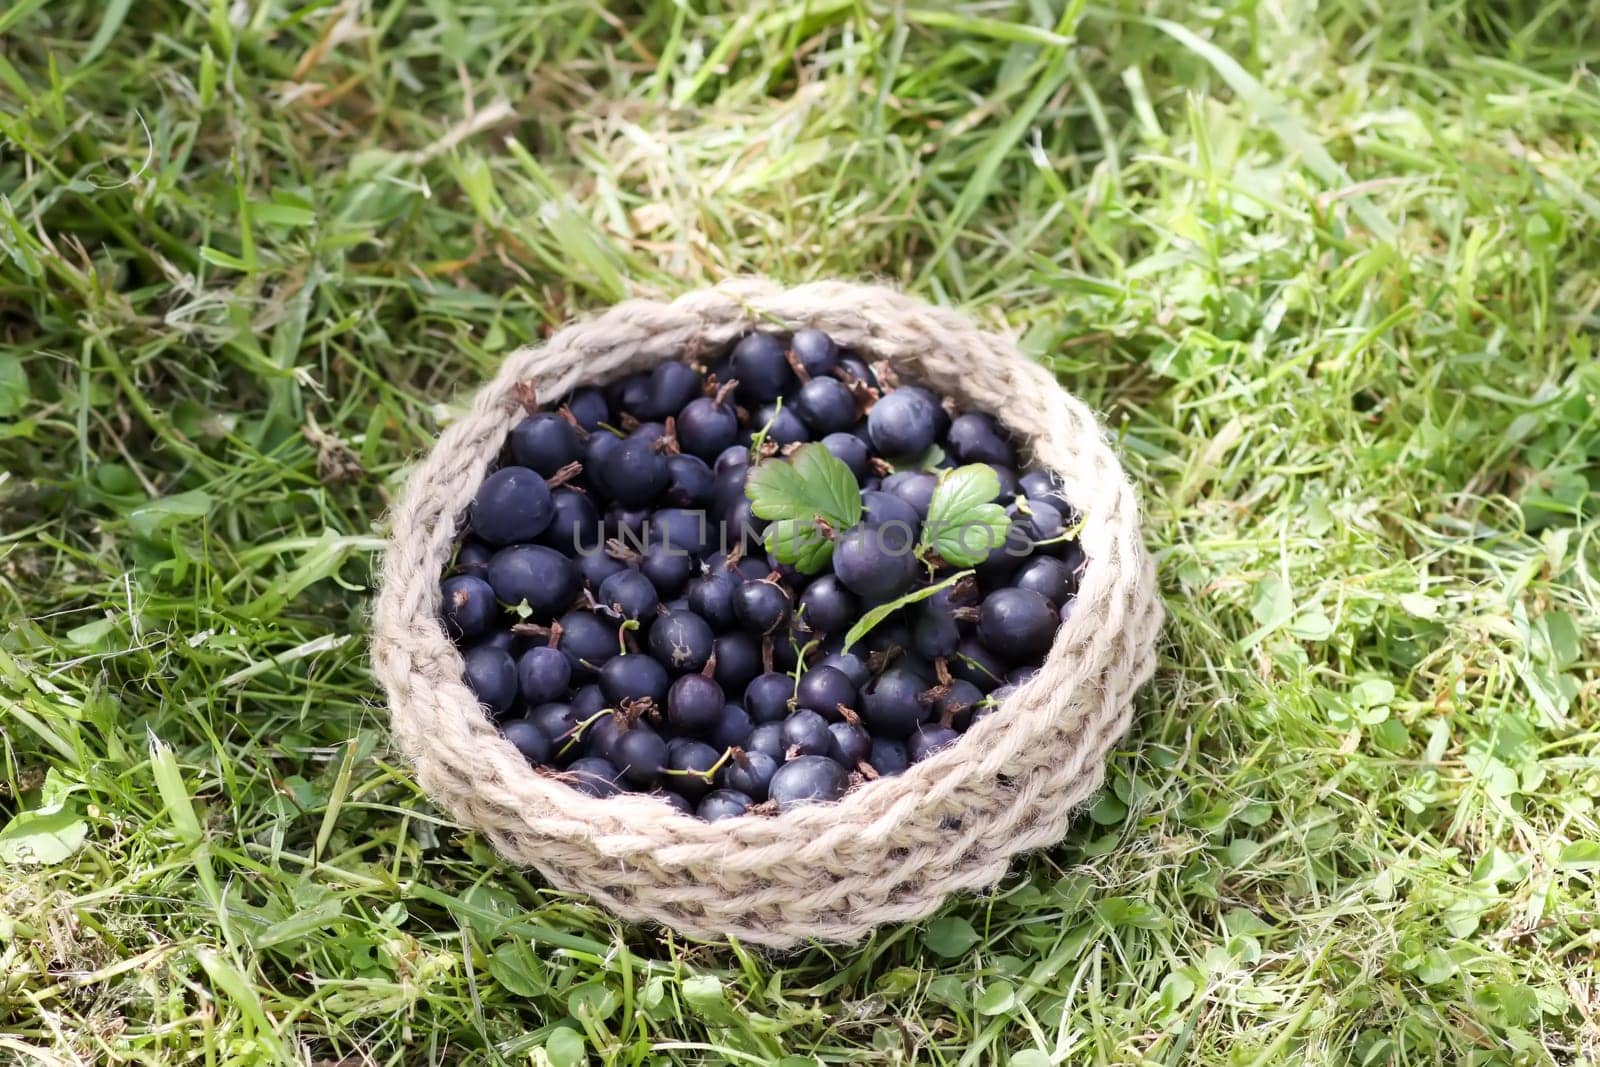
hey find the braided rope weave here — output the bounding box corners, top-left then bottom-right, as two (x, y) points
(372, 279), (1162, 947)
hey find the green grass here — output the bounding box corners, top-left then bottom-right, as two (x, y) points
(2, 1), (1598, 1063)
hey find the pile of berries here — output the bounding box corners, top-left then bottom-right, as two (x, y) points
(439, 328), (1084, 820)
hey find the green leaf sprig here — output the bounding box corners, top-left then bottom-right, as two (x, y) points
(920, 464), (1012, 567)
(841, 569), (973, 652)
(745, 444), (863, 573)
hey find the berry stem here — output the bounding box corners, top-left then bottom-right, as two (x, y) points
(556, 710), (612, 758)
(605, 538), (642, 564)
(511, 621), (553, 641)
(513, 380), (539, 413)
(556, 405), (591, 440)
(783, 346), (812, 384)
(651, 417), (681, 455)
(545, 461), (584, 489)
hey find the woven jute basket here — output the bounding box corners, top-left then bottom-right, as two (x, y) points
(372, 278), (1162, 947)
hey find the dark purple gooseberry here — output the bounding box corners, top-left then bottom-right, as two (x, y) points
(861, 667), (927, 738)
(838, 355), (878, 388)
(768, 755), (849, 811)
(908, 723), (959, 763)
(615, 726), (669, 787)
(866, 388), (938, 457)
(470, 466), (554, 545)
(647, 610), (715, 674)
(797, 575), (859, 637)
(746, 722), (785, 760)
(882, 470), (936, 519)
(486, 545), (580, 619)
(667, 672), (725, 735)
(794, 665), (857, 721)
(509, 412), (582, 475)
(564, 387), (609, 432)
(654, 789), (695, 815)
(637, 360), (703, 420)
(827, 721), (872, 767)
(440, 574), (497, 642)
(753, 402), (810, 446)
(565, 757), (622, 797)
(666, 739), (723, 802)
(531, 703), (582, 747)
(517, 645), (572, 706)
(698, 789), (753, 821)
(977, 587), (1058, 665)
(744, 672), (795, 724)
(678, 396), (740, 460)
(730, 332), (794, 404)
(723, 748), (778, 800)
(781, 709), (833, 757)
(945, 412), (1016, 467)
(820, 432), (871, 482)
(462, 645), (518, 718)
(538, 489), (601, 554)
(790, 328), (838, 377)
(868, 738), (910, 777)
(577, 550), (627, 590)
(792, 376), (857, 435)
(639, 543), (697, 599)
(453, 541), (495, 578)
(687, 570), (740, 631)
(501, 718), (552, 764)
(711, 633), (761, 694)
(710, 703), (754, 751)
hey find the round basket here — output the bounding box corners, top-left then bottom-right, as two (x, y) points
(372, 278), (1162, 947)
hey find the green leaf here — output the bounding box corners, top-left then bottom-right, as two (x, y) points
(487, 941), (547, 996)
(923, 915), (980, 957)
(251, 201), (317, 228)
(0, 807), (87, 865)
(842, 570), (972, 652)
(149, 734), (202, 844)
(746, 443), (863, 528)
(0, 353), (29, 418)
(128, 490), (213, 540)
(974, 980), (1016, 1015)
(1540, 611), (1581, 669)
(1250, 576), (1295, 631)
(922, 465), (1010, 566)
(888, 443), (946, 471)
(66, 616), (119, 649)
(927, 974), (968, 1007)
(763, 518), (835, 574)
(567, 981), (619, 1021)
(681, 975), (731, 1021)
(1159, 971), (1197, 1011)
(1558, 841), (1600, 870)
(545, 1028), (586, 1067)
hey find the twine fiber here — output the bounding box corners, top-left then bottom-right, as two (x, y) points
(372, 279), (1163, 947)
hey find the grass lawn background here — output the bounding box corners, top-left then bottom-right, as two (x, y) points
(2, 1), (1598, 1063)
